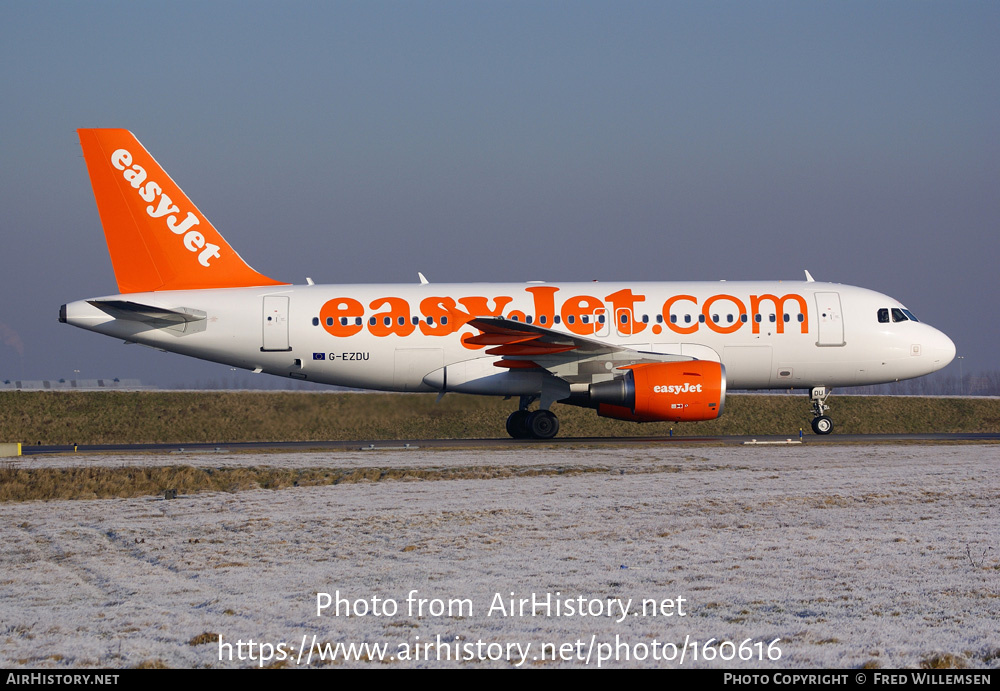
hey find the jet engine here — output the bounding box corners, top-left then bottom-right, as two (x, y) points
(589, 360), (726, 422)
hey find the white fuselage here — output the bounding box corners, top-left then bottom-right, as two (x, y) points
(62, 279), (956, 395)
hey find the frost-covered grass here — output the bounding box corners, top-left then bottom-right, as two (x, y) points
(1, 445), (998, 669)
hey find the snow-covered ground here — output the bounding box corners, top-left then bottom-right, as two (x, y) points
(2, 444), (998, 669)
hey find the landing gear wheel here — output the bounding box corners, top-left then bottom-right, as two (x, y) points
(808, 387), (834, 435)
(811, 416), (833, 435)
(506, 410), (531, 439)
(526, 410), (560, 439)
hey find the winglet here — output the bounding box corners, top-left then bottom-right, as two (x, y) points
(77, 129), (288, 293)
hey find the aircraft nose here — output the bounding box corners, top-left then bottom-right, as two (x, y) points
(926, 328), (956, 371)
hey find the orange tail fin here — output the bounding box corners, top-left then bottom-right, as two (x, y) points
(77, 129), (287, 293)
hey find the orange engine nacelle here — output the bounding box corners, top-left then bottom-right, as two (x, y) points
(591, 360), (726, 423)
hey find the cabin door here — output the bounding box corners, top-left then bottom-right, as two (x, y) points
(262, 296), (291, 352)
(814, 292), (845, 347)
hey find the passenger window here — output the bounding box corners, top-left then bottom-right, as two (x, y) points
(326, 317), (334, 326)
(369, 317), (377, 326)
(554, 316), (561, 325)
(783, 314), (790, 323)
(441, 316), (448, 325)
(312, 317), (319, 326)
(567, 315), (575, 324)
(539, 315), (547, 325)
(341, 317), (349, 326)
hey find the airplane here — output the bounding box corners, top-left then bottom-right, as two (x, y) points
(61, 129), (956, 439)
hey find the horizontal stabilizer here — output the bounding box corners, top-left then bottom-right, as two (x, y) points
(87, 300), (207, 329)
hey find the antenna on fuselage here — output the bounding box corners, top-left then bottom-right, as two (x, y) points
(804, 270), (815, 282)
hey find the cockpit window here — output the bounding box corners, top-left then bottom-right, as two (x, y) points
(881, 307), (920, 323)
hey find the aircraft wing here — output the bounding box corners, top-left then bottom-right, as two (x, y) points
(466, 316), (693, 385)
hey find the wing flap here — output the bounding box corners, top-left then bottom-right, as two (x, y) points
(467, 317), (615, 355)
(485, 341), (577, 356)
(494, 359), (542, 369)
(467, 317), (696, 384)
(464, 333), (538, 346)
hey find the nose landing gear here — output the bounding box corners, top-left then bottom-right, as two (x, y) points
(809, 386), (834, 435)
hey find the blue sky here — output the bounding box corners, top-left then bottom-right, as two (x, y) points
(1, 1), (997, 387)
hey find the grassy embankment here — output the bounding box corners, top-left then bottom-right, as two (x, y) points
(0, 463), (611, 502)
(1, 392), (997, 502)
(1, 390), (998, 445)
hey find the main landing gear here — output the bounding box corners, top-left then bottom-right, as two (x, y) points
(809, 386), (834, 435)
(506, 396), (560, 439)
